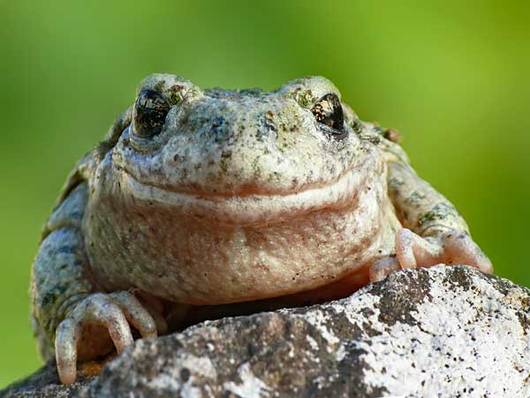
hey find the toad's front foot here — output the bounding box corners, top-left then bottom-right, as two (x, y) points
(369, 228), (493, 282)
(55, 291), (159, 384)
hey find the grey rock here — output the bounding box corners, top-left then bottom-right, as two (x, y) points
(3, 265), (530, 397)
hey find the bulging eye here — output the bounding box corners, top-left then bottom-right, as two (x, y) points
(311, 93), (346, 139)
(132, 89), (170, 138)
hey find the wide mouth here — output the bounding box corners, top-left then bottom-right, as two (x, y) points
(120, 166), (367, 225)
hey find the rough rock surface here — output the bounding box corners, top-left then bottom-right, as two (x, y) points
(3, 265), (530, 398)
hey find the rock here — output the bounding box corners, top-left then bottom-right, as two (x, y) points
(3, 265), (530, 397)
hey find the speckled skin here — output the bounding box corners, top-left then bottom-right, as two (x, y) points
(30, 74), (492, 384)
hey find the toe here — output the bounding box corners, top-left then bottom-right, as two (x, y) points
(111, 292), (158, 338)
(369, 257), (400, 282)
(55, 318), (80, 385)
(396, 228), (419, 269)
(443, 232), (493, 273)
(96, 302), (134, 353)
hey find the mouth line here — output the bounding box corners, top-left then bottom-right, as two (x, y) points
(120, 167), (364, 224)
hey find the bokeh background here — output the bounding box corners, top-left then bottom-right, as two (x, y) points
(1, 0), (529, 386)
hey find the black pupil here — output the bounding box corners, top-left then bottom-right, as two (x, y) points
(311, 94), (344, 132)
(134, 89), (170, 137)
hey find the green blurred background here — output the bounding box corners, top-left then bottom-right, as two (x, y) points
(1, 0), (529, 386)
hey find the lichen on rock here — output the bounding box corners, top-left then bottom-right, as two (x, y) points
(3, 265), (530, 397)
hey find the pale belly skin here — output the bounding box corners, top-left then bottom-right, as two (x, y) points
(87, 147), (400, 305)
(30, 74), (493, 384)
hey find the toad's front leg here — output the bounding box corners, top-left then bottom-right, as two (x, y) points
(394, 228), (492, 272)
(369, 161), (492, 282)
(31, 183), (164, 384)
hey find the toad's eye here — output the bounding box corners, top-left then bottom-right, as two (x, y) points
(311, 93), (346, 139)
(132, 89), (170, 138)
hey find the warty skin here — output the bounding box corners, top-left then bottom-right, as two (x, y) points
(30, 74), (492, 384)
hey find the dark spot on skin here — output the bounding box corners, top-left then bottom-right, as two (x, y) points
(418, 203), (458, 227)
(388, 177), (404, 188)
(180, 368), (190, 382)
(406, 191), (427, 206)
(219, 150), (232, 173)
(56, 245), (77, 255)
(210, 116), (226, 137)
(153, 80), (165, 92)
(238, 88), (263, 96)
(366, 135), (382, 145)
(40, 291), (59, 308)
(263, 110), (277, 133)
